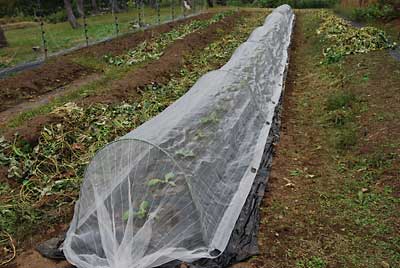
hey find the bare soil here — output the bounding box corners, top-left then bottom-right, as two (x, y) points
(0, 60), (92, 112)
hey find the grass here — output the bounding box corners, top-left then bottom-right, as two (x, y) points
(296, 256), (327, 268)
(251, 10), (400, 268)
(0, 11), (266, 259)
(0, 5), (205, 68)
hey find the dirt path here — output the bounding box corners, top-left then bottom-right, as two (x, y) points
(247, 11), (400, 268)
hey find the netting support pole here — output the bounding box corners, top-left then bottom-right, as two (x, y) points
(37, 0), (48, 60)
(40, 20), (48, 59)
(141, 0), (145, 26)
(156, 0), (161, 25)
(114, 15), (120, 36)
(111, 0), (120, 35)
(171, 0), (175, 20)
(137, 0), (142, 26)
(83, 15), (89, 46)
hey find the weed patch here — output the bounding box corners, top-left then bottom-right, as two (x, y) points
(296, 256), (327, 268)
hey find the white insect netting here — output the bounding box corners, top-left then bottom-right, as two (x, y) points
(63, 5), (294, 268)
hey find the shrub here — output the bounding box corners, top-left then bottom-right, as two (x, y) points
(227, 0), (247, 6)
(351, 3), (399, 22)
(45, 9), (67, 24)
(255, 0), (337, 8)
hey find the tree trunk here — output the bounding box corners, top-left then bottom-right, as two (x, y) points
(64, 0), (80, 28)
(149, 0), (157, 8)
(0, 27), (8, 48)
(110, 0), (122, 13)
(207, 0), (213, 7)
(76, 0), (85, 17)
(91, 0), (100, 14)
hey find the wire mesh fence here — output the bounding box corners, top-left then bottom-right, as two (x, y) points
(0, 0), (207, 72)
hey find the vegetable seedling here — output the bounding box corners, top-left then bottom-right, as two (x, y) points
(201, 112), (219, 124)
(123, 200), (150, 221)
(176, 148), (195, 158)
(148, 172), (176, 187)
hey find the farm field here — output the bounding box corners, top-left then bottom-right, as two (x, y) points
(0, 6), (199, 69)
(0, 9), (268, 267)
(0, 5), (399, 268)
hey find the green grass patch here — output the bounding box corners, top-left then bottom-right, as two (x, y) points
(326, 90), (356, 111)
(296, 256), (327, 268)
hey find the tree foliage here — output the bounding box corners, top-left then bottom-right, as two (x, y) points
(0, 0), (123, 17)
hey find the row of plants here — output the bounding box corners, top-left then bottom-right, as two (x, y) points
(0, 11), (265, 251)
(316, 11), (397, 63)
(104, 12), (233, 66)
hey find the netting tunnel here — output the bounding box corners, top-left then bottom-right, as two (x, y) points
(63, 5), (295, 268)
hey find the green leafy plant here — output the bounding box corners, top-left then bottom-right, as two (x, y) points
(296, 256), (327, 268)
(200, 112), (219, 124)
(290, 169), (303, 177)
(148, 172), (176, 187)
(176, 148), (195, 158)
(123, 200), (150, 221)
